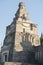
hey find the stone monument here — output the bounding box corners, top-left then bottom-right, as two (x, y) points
(1, 2), (40, 65)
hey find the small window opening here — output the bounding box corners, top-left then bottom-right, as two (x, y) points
(23, 28), (25, 32)
(30, 24), (33, 30)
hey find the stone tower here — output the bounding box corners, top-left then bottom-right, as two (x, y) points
(13, 2), (40, 51)
(1, 2), (40, 63)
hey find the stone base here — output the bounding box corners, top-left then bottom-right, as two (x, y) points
(4, 62), (37, 65)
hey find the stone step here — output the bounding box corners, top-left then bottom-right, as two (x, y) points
(4, 62), (39, 65)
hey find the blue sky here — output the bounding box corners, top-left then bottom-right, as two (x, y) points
(0, 0), (43, 49)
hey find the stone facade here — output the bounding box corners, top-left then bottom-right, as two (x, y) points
(1, 2), (42, 65)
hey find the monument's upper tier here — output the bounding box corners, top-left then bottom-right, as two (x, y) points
(15, 2), (28, 19)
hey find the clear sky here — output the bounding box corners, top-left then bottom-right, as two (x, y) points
(0, 0), (43, 49)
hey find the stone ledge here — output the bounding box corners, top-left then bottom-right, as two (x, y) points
(4, 62), (37, 65)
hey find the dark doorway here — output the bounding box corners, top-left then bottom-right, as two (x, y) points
(5, 54), (7, 61)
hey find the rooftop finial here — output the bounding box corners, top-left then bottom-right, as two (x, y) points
(19, 2), (25, 9)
